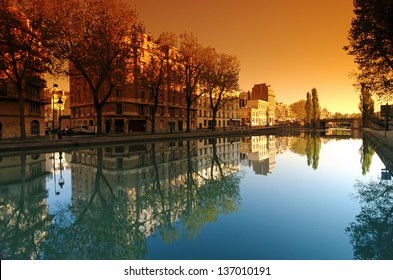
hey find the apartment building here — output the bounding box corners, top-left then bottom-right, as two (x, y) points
(196, 94), (240, 130)
(0, 73), (49, 138)
(69, 34), (196, 134)
(251, 83), (275, 124)
(239, 83), (276, 127)
(275, 101), (295, 122)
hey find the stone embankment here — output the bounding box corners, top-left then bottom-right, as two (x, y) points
(364, 128), (393, 172)
(0, 126), (285, 156)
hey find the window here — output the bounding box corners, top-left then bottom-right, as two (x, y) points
(117, 158), (123, 169)
(30, 103), (40, 114)
(31, 120), (39, 135)
(116, 104), (122, 114)
(138, 105), (144, 115)
(31, 87), (40, 100)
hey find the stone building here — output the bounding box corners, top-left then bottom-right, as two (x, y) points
(68, 34), (194, 134)
(0, 72), (48, 138)
(239, 83), (275, 127)
(196, 93), (240, 130)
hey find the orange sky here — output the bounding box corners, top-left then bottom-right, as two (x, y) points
(129, 0), (360, 114)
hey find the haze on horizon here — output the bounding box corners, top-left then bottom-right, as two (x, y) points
(129, 0), (361, 114)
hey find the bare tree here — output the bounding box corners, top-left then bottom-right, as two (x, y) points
(176, 33), (209, 132)
(200, 49), (240, 131)
(0, 0), (47, 139)
(42, 0), (144, 135)
(141, 33), (177, 134)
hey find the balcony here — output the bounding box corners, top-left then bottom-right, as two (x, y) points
(26, 75), (47, 88)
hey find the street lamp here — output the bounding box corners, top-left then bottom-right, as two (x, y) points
(58, 152), (65, 188)
(52, 83), (58, 134)
(57, 93), (64, 139)
(52, 152), (60, 196)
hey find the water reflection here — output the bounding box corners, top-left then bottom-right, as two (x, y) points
(1, 137), (243, 259)
(347, 176), (393, 259)
(1, 132), (391, 259)
(359, 136), (375, 175)
(347, 134), (393, 260)
(0, 155), (51, 259)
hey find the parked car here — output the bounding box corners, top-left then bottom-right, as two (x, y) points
(63, 127), (74, 136)
(73, 125), (96, 135)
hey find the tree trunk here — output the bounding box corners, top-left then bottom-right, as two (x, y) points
(211, 111), (217, 131)
(151, 106), (157, 134)
(96, 105), (103, 135)
(18, 88), (26, 139)
(186, 102), (191, 133)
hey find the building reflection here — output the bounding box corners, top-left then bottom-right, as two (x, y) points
(240, 135), (277, 175)
(0, 154), (51, 259)
(61, 137), (242, 258)
(1, 133), (345, 259)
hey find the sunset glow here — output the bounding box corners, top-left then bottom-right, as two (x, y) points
(130, 0), (359, 114)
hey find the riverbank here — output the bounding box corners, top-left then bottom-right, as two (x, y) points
(363, 128), (393, 173)
(0, 126), (291, 156)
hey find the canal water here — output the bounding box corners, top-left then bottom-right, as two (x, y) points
(0, 131), (391, 260)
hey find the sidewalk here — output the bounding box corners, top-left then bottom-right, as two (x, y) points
(0, 126), (279, 156)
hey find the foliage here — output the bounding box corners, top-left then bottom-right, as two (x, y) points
(311, 88), (321, 127)
(41, 0), (144, 135)
(200, 48), (240, 131)
(290, 99), (306, 120)
(0, 156), (53, 259)
(345, 0), (393, 100)
(176, 32), (210, 132)
(305, 132), (321, 170)
(290, 137), (308, 156)
(304, 89), (320, 128)
(359, 135), (375, 175)
(305, 92), (312, 126)
(347, 178), (393, 259)
(0, 0), (48, 139)
(358, 84), (374, 127)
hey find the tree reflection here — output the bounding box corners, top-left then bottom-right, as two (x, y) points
(42, 148), (148, 259)
(0, 155), (51, 259)
(182, 139), (241, 239)
(291, 132), (321, 170)
(359, 135), (374, 175)
(346, 178), (393, 259)
(38, 139), (241, 259)
(149, 143), (181, 244)
(306, 132), (321, 170)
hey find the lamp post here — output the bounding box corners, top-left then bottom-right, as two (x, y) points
(52, 84), (58, 134)
(52, 152), (60, 195)
(57, 92), (64, 139)
(58, 152), (65, 188)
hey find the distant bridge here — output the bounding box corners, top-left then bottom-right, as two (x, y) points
(319, 118), (361, 129)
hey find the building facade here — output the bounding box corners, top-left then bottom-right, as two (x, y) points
(0, 74), (49, 138)
(239, 83), (276, 127)
(196, 94), (240, 130)
(68, 34), (198, 134)
(275, 101), (295, 122)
